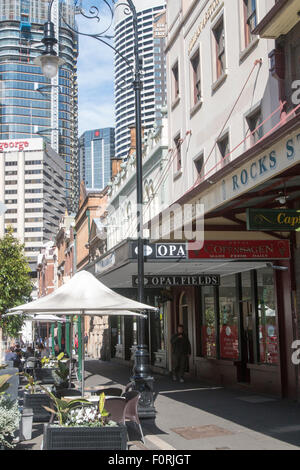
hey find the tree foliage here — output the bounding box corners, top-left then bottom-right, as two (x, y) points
(0, 228), (33, 338)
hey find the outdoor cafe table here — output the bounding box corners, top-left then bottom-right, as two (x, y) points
(63, 395), (125, 402)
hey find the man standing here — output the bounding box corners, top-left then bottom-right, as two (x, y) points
(171, 324), (191, 383)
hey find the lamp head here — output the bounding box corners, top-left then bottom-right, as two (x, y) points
(34, 54), (64, 79)
(34, 20), (65, 79)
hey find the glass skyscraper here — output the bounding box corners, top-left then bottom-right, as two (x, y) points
(79, 128), (115, 191)
(0, 0), (79, 211)
(114, 0), (167, 160)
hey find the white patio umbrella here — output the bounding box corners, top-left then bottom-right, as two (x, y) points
(8, 270), (157, 395)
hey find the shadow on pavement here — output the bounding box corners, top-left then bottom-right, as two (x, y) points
(84, 360), (300, 447)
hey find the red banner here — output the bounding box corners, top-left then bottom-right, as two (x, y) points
(220, 325), (239, 360)
(188, 240), (290, 260)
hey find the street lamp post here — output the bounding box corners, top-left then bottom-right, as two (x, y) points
(37, 0), (155, 418)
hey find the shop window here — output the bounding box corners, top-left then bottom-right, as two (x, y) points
(257, 268), (278, 364)
(219, 275), (239, 360)
(201, 286), (217, 358)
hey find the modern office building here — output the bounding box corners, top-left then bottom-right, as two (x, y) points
(0, 137), (66, 276)
(79, 127), (115, 191)
(0, 0), (79, 211)
(114, 0), (167, 160)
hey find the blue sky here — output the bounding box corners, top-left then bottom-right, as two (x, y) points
(76, 7), (115, 136)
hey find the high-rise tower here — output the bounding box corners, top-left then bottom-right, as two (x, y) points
(0, 0), (79, 211)
(114, 0), (167, 160)
(79, 127), (115, 191)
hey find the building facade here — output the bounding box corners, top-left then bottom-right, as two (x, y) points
(0, 137), (66, 278)
(86, 0), (300, 401)
(79, 127), (115, 192)
(0, 0), (79, 211)
(157, 0), (300, 399)
(114, 0), (167, 159)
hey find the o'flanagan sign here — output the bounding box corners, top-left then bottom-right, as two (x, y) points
(188, 240), (290, 259)
(247, 209), (300, 231)
(132, 274), (220, 288)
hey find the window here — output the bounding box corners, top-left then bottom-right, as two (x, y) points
(174, 134), (182, 172)
(191, 50), (201, 106)
(219, 275), (239, 360)
(213, 18), (226, 80)
(194, 154), (204, 177)
(172, 61), (179, 101)
(217, 133), (230, 167)
(257, 268), (278, 364)
(243, 0), (257, 49)
(202, 286), (217, 358)
(246, 108), (263, 145)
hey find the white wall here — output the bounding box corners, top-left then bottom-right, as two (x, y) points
(165, 0), (279, 207)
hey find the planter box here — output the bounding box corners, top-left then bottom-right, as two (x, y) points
(34, 368), (57, 385)
(23, 393), (52, 423)
(42, 423), (128, 450)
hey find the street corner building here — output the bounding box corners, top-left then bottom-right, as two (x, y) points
(0, 138), (66, 288)
(84, 0), (300, 402)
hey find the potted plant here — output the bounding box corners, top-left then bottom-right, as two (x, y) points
(22, 373), (52, 423)
(42, 390), (127, 450)
(35, 353), (67, 387)
(0, 375), (21, 450)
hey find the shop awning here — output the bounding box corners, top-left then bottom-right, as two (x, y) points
(252, 0), (300, 38)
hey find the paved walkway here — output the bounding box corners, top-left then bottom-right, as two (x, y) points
(16, 359), (300, 450)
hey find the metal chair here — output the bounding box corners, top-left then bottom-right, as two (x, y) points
(124, 381), (133, 393)
(104, 397), (127, 424)
(95, 387), (123, 397)
(123, 390), (144, 444)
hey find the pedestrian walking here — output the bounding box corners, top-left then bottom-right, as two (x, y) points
(74, 333), (78, 353)
(171, 324), (191, 383)
(84, 333), (88, 354)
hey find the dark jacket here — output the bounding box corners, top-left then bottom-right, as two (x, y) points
(171, 333), (191, 356)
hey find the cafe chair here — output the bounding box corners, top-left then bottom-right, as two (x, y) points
(104, 397), (127, 424)
(123, 390), (144, 444)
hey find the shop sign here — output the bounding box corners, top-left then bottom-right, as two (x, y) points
(0, 140), (29, 152)
(132, 274), (220, 288)
(95, 253), (115, 274)
(246, 208), (300, 231)
(131, 242), (187, 259)
(153, 11), (167, 38)
(188, 240), (290, 259)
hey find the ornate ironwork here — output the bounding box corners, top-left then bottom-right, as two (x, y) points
(56, 0), (136, 74)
